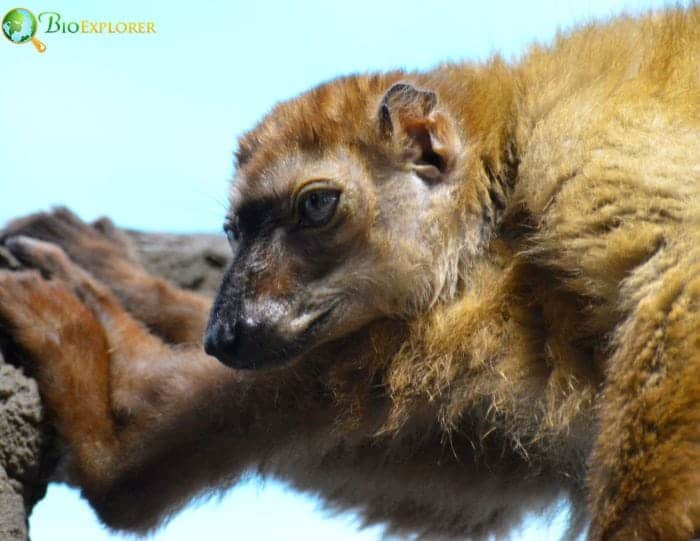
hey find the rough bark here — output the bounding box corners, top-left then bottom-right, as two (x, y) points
(0, 231), (229, 541)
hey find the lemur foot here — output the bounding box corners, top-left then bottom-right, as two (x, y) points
(3, 236), (115, 316)
(0, 207), (140, 275)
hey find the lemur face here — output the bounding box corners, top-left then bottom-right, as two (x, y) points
(205, 77), (468, 369)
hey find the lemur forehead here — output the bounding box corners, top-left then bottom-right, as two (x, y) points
(234, 71), (407, 171)
(231, 153), (303, 207)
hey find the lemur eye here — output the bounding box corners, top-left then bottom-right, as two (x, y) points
(298, 190), (340, 227)
(223, 220), (240, 245)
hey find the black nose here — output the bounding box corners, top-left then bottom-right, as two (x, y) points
(204, 317), (295, 369)
(204, 319), (238, 364)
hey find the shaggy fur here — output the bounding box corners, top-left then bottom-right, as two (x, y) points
(0, 7), (698, 540)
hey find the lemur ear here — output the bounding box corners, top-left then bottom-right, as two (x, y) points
(378, 82), (458, 182)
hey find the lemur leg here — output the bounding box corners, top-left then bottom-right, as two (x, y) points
(3, 236), (178, 405)
(588, 259), (700, 540)
(0, 270), (118, 493)
(0, 238), (328, 532)
(1, 208), (212, 345)
(2, 235), (230, 433)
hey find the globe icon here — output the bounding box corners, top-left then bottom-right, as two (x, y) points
(2, 7), (46, 52)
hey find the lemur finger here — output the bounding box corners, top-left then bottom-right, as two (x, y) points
(1, 208), (140, 272)
(0, 207), (86, 246)
(5, 235), (75, 281)
(91, 217), (140, 261)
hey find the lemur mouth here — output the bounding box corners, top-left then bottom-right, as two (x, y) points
(207, 306), (335, 371)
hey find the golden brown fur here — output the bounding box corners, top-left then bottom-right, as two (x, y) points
(0, 7), (698, 540)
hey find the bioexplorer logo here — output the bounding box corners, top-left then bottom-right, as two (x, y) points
(2, 7), (156, 53)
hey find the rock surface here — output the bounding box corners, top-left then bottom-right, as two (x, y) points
(0, 230), (229, 541)
(126, 231), (229, 296)
(0, 352), (46, 541)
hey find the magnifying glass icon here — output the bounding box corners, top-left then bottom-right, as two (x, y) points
(2, 7), (47, 53)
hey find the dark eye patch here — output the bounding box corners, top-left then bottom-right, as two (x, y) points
(233, 197), (287, 239)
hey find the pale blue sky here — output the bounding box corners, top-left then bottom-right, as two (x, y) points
(2, 0), (686, 539)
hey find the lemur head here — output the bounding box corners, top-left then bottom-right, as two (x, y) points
(205, 73), (500, 369)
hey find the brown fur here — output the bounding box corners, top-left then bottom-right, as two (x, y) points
(0, 7), (698, 540)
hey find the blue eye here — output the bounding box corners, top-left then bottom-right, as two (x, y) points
(223, 221), (240, 245)
(298, 190), (340, 227)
